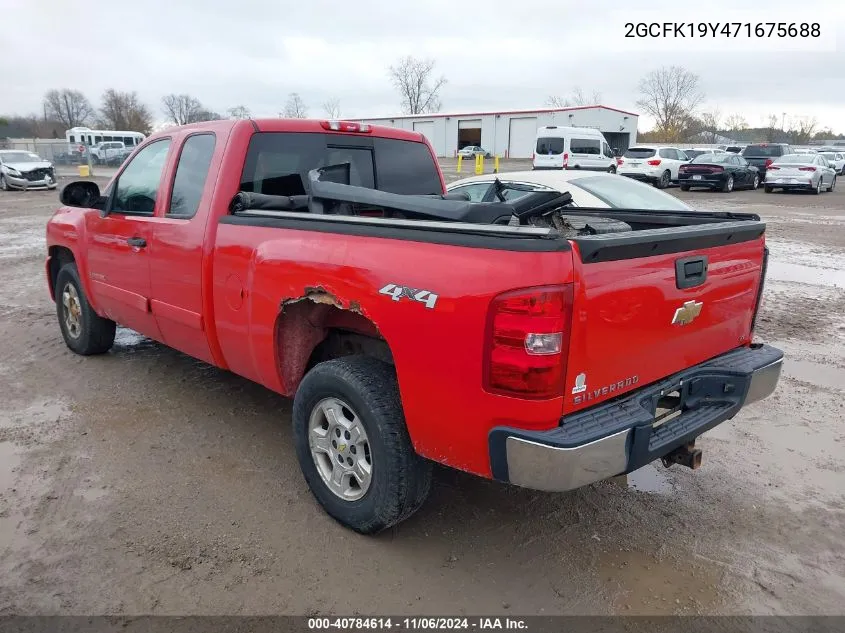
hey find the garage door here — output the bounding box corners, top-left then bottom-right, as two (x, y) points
(413, 121), (436, 146)
(508, 117), (537, 158)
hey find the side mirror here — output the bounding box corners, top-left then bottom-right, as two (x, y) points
(60, 180), (107, 211)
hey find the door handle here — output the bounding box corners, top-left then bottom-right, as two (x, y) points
(675, 255), (708, 289)
(127, 237), (147, 248)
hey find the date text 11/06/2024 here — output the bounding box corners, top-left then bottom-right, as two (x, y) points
(308, 617), (528, 630)
(625, 22), (820, 38)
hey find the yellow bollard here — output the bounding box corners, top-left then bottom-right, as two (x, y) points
(494, 155), (500, 173)
(456, 155), (462, 173)
(78, 164), (90, 177)
(475, 154), (483, 175)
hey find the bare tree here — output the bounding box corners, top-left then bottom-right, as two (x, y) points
(787, 116), (818, 144)
(545, 95), (569, 108)
(545, 88), (601, 109)
(99, 89), (153, 134)
(43, 89), (95, 128)
(636, 66), (704, 141)
(388, 56), (447, 114)
(284, 93), (308, 118)
(724, 113), (748, 133)
(699, 108), (721, 143)
(322, 97), (341, 119)
(764, 114), (780, 142)
(162, 93), (205, 125)
(227, 105), (251, 119)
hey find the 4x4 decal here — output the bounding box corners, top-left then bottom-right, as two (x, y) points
(378, 284), (439, 309)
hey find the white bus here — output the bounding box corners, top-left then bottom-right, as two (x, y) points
(65, 127), (146, 152)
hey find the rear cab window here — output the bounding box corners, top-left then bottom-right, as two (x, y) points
(239, 132), (442, 197)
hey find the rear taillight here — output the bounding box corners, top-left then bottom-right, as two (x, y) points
(563, 152), (569, 168)
(767, 166), (779, 171)
(616, 157), (624, 165)
(484, 285), (573, 399)
(647, 159), (661, 166)
(764, 159), (773, 168)
(799, 166), (816, 171)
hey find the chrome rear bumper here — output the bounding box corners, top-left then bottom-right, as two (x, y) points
(490, 345), (783, 492)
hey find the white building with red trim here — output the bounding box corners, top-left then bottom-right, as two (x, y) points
(359, 105), (638, 158)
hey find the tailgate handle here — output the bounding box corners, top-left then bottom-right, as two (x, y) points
(675, 256), (708, 289)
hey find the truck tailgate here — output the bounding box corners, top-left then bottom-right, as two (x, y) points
(564, 221), (766, 413)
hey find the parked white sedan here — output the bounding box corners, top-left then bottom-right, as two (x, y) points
(447, 170), (694, 211)
(764, 154), (837, 194)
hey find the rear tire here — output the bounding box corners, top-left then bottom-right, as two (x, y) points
(0, 174), (8, 191)
(828, 176), (836, 192)
(608, 165), (616, 174)
(812, 179), (821, 195)
(764, 185), (774, 193)
(292, 356), (432, 534)
(721, 175), (734, 193)
(680, 185), (690, 191)
(751, 174), (759, 190)
(656, 170), (670, 189)
(55, 263), (116, 355)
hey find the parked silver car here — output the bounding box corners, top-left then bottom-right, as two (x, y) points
(0, 150), (57, 191)
(764, 154), (837, 194)
(457, 145), (491, 159)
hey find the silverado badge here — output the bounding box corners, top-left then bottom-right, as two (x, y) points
(672, 300), (703, 326)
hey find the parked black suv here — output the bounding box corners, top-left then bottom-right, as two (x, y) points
(741, 143), (794, 182)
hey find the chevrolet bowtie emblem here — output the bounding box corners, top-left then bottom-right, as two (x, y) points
(672, 300), (703, 326)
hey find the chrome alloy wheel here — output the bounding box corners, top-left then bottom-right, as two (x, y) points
(62, 282), (83, 339)
(308, 397), (372, 501)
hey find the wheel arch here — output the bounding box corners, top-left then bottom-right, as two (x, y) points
(47, 245), (77, 302)
(274, 288), (393, 397)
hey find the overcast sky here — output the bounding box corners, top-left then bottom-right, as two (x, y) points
(3, 0), (843, 132)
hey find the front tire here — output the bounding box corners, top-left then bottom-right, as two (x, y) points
(55, 263), (116, 355)
(293, 356), (432, 534)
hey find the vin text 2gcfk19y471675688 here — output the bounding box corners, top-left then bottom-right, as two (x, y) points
(46, 118), (782, 533)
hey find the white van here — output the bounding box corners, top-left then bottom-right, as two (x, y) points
(532, 126), (617, 172)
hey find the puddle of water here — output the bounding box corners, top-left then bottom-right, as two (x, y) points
(0, 442), (21, 491)
(767, 262), (845, 289)
(785, 359), (845, 391)
(0, 398), (69, 430)
(627, 463), (673, 494)
(113, 328), (151, 348)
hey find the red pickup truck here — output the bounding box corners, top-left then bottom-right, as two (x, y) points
(46, 118), (783, 533)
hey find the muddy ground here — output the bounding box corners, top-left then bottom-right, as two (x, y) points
(0, 164), (843, 616)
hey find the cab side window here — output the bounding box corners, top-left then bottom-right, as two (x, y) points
(111, 139), (171, 215)
(168, 134), (216, 218)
